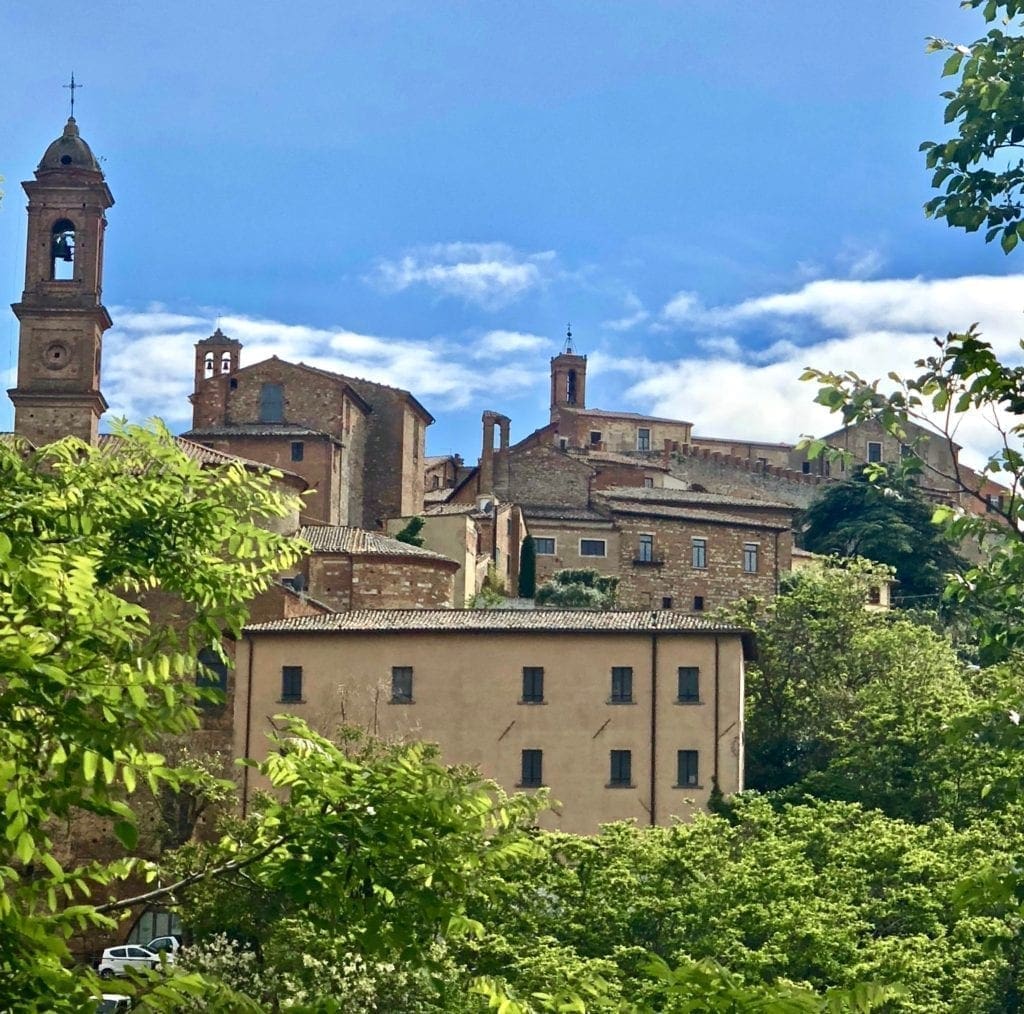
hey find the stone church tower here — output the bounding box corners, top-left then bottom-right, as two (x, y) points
(9, 118), (114, 446)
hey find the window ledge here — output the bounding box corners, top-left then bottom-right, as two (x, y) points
(278, 698), (306, 705)
(607, 699), (636, 706)
(673, 783), (704, 790)
(674, 699), (703, 706)
(606, 783), (636, 789)
(389, 698), (416, 705)
(632, 558), (664, 567)
(516, 782), (545, 789)
(519, 700), (547, 706)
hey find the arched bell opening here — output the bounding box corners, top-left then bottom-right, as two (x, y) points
(50, 219), (76, 281)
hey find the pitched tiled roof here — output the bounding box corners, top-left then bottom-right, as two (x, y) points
(571, 450), (669, 469)
(297, 363), (434, 425)
(298, 525), (458, 564)
(424, 487), (456, 504)
(246, 608), (749, 635)
(597, 487), (795, 511)
(562, 407), (692, 426)
(423, 503), (486, 517)
(522, 505), (610, 522)
(603, 501), (791, 530)
(184, 424), (339, 440)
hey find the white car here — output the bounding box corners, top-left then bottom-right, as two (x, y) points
(96, 945), (159, 978)
(98, 996), (133, 1012)
(146, 935), (181, 959)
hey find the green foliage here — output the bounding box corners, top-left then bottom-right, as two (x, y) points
(394, 515), (426, 547)
(169, 719), (546, 1005)
(921, 2), (1024, 248)
(0, 422), (303, 1009)
(801, 469), (965, 606)
(473, 564), (509, 608)
(518, 535), (537, 598)
(535, 569), (618, 609)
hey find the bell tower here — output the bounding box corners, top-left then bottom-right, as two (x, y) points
(9, 117), (114, 446)
(549, 323), (587, 421)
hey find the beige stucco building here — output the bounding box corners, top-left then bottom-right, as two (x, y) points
(237, 609), (749, 834)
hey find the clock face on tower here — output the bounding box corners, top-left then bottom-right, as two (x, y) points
(43, 341), (71, 370)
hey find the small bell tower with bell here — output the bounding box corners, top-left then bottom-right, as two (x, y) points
(9, 110), (114, 447)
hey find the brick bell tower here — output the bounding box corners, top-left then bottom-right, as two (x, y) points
(9, 117), (114, 446)
(549, 323), (587, 422)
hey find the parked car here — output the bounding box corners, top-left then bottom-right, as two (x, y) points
(146, 935), (181, 960)
(96, 945), (159, 978)
(97, 996), (133, 1012)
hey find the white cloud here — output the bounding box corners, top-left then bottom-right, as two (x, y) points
(473, 330), (550, 358)
(836, 243), (885, 281)
(661, 290), (702, 324)
(618, 274), (1024, 471)
(371, 242), (556, 308)
(601, 292), (649, 332)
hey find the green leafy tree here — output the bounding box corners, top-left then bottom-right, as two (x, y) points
(518, 535), (537, 598)
(922, 1), (1024, 250)
(800, 468), (965, 606)
(0, 423), (304, 1010)
(394, 515), (426, 547)
(535, 569), (618, 609)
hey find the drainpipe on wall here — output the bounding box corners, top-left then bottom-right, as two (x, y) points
(713, 636), (721, 789)
(241, 634), (255, 818)
(649, 630), (658, 827)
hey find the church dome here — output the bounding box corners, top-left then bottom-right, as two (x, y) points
(38, 118), (101, 172)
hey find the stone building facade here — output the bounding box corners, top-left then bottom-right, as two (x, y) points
(238, 610), (750, 834)
(187, 343), (432, 529)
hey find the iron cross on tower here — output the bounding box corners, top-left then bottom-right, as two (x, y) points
(63, 73), (82, 116)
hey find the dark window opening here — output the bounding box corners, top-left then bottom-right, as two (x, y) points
(291, 441), (304, 462)
(610, 667), (633, 704)
(281, 665), (303, 703)
(590, 430), (601, 445)
(522, 667), (544, 703)
(259, 382), (285, 424)
(50, 219), (76, 281)
(662, 596), (673, 609)
(677, 749), (699, 787)
(567, 369), (578, 405)
(677, 666), (700, 703)
(801, 461), (811, 474)
(609, 749), (632, 787)
(867, 441), (883, 463)
(691, 538), (707, 569)
(693, 595), (705, 612)
(535, 537), (556, 555)
(637, 534), (654, 563)
(520, 749), (543, 787)
(868, 585), (882, 605)
(229, 378), (238, 389)
(196, 647), (228, 705)
(580, 539), (606, 557)
(391, 666), (414, 703)
(637, 428), (651, 451)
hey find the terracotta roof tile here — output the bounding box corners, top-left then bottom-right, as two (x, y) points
(597, 486), (795, 510)
(603, 501), (791, 530)
(298, 525), (458, 564)
(246, 608), (749, 635)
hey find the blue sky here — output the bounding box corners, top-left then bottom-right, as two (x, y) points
(2, 1), (1023, 466)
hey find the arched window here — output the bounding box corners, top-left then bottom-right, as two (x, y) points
(204, 351), (215, 377)
(50, 219), (76, 281)
(259, 382), (285, 423)
(566, 369), (577, 405)
(220, 351), (232, 373)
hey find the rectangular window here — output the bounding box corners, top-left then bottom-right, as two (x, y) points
(677, 750), (699, 787)
(661, 596), (673, 609)
(521, 666), (544, 703)
(290, 441), (304, 462)
(693, 595), (705, 611)
(281, 665), (303, 703)
(801, 461), (811, 474)
(610, 666), (633, 704)
(520, 749), (543, 787)
(643, 476), (654, 488)
(391, 666), (413, 703)
(677, 666), (700, 703)
(637, 534), (654, 563)
(534, 537), (556, 555)
(987, 494), (1004, 513)
(866, 441), (883, 463)
(743, 543), (759, 573)
(609, 749), (632, 787)
(580, 538), (607, 557)
(259, 382), (285, 424)
(558, 437), (568, 450)
(637, 428), (651, 451)
(590, 430), (602, 445)
(196, 648), (228, 704)
(691, 538), (707, 569)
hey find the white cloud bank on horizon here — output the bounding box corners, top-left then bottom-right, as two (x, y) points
(597, 274), (1024, 470)
(370, 242), (557, 309)
(101, 309), (550, 427)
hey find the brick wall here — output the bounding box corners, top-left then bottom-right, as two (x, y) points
(305, 551), (456, 609)
(557, 410), (692, 453)
(612, 514), (789, 611)
(497, 443), (593, 507)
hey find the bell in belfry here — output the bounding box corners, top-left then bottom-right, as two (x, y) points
(52, 233), (74, 262)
